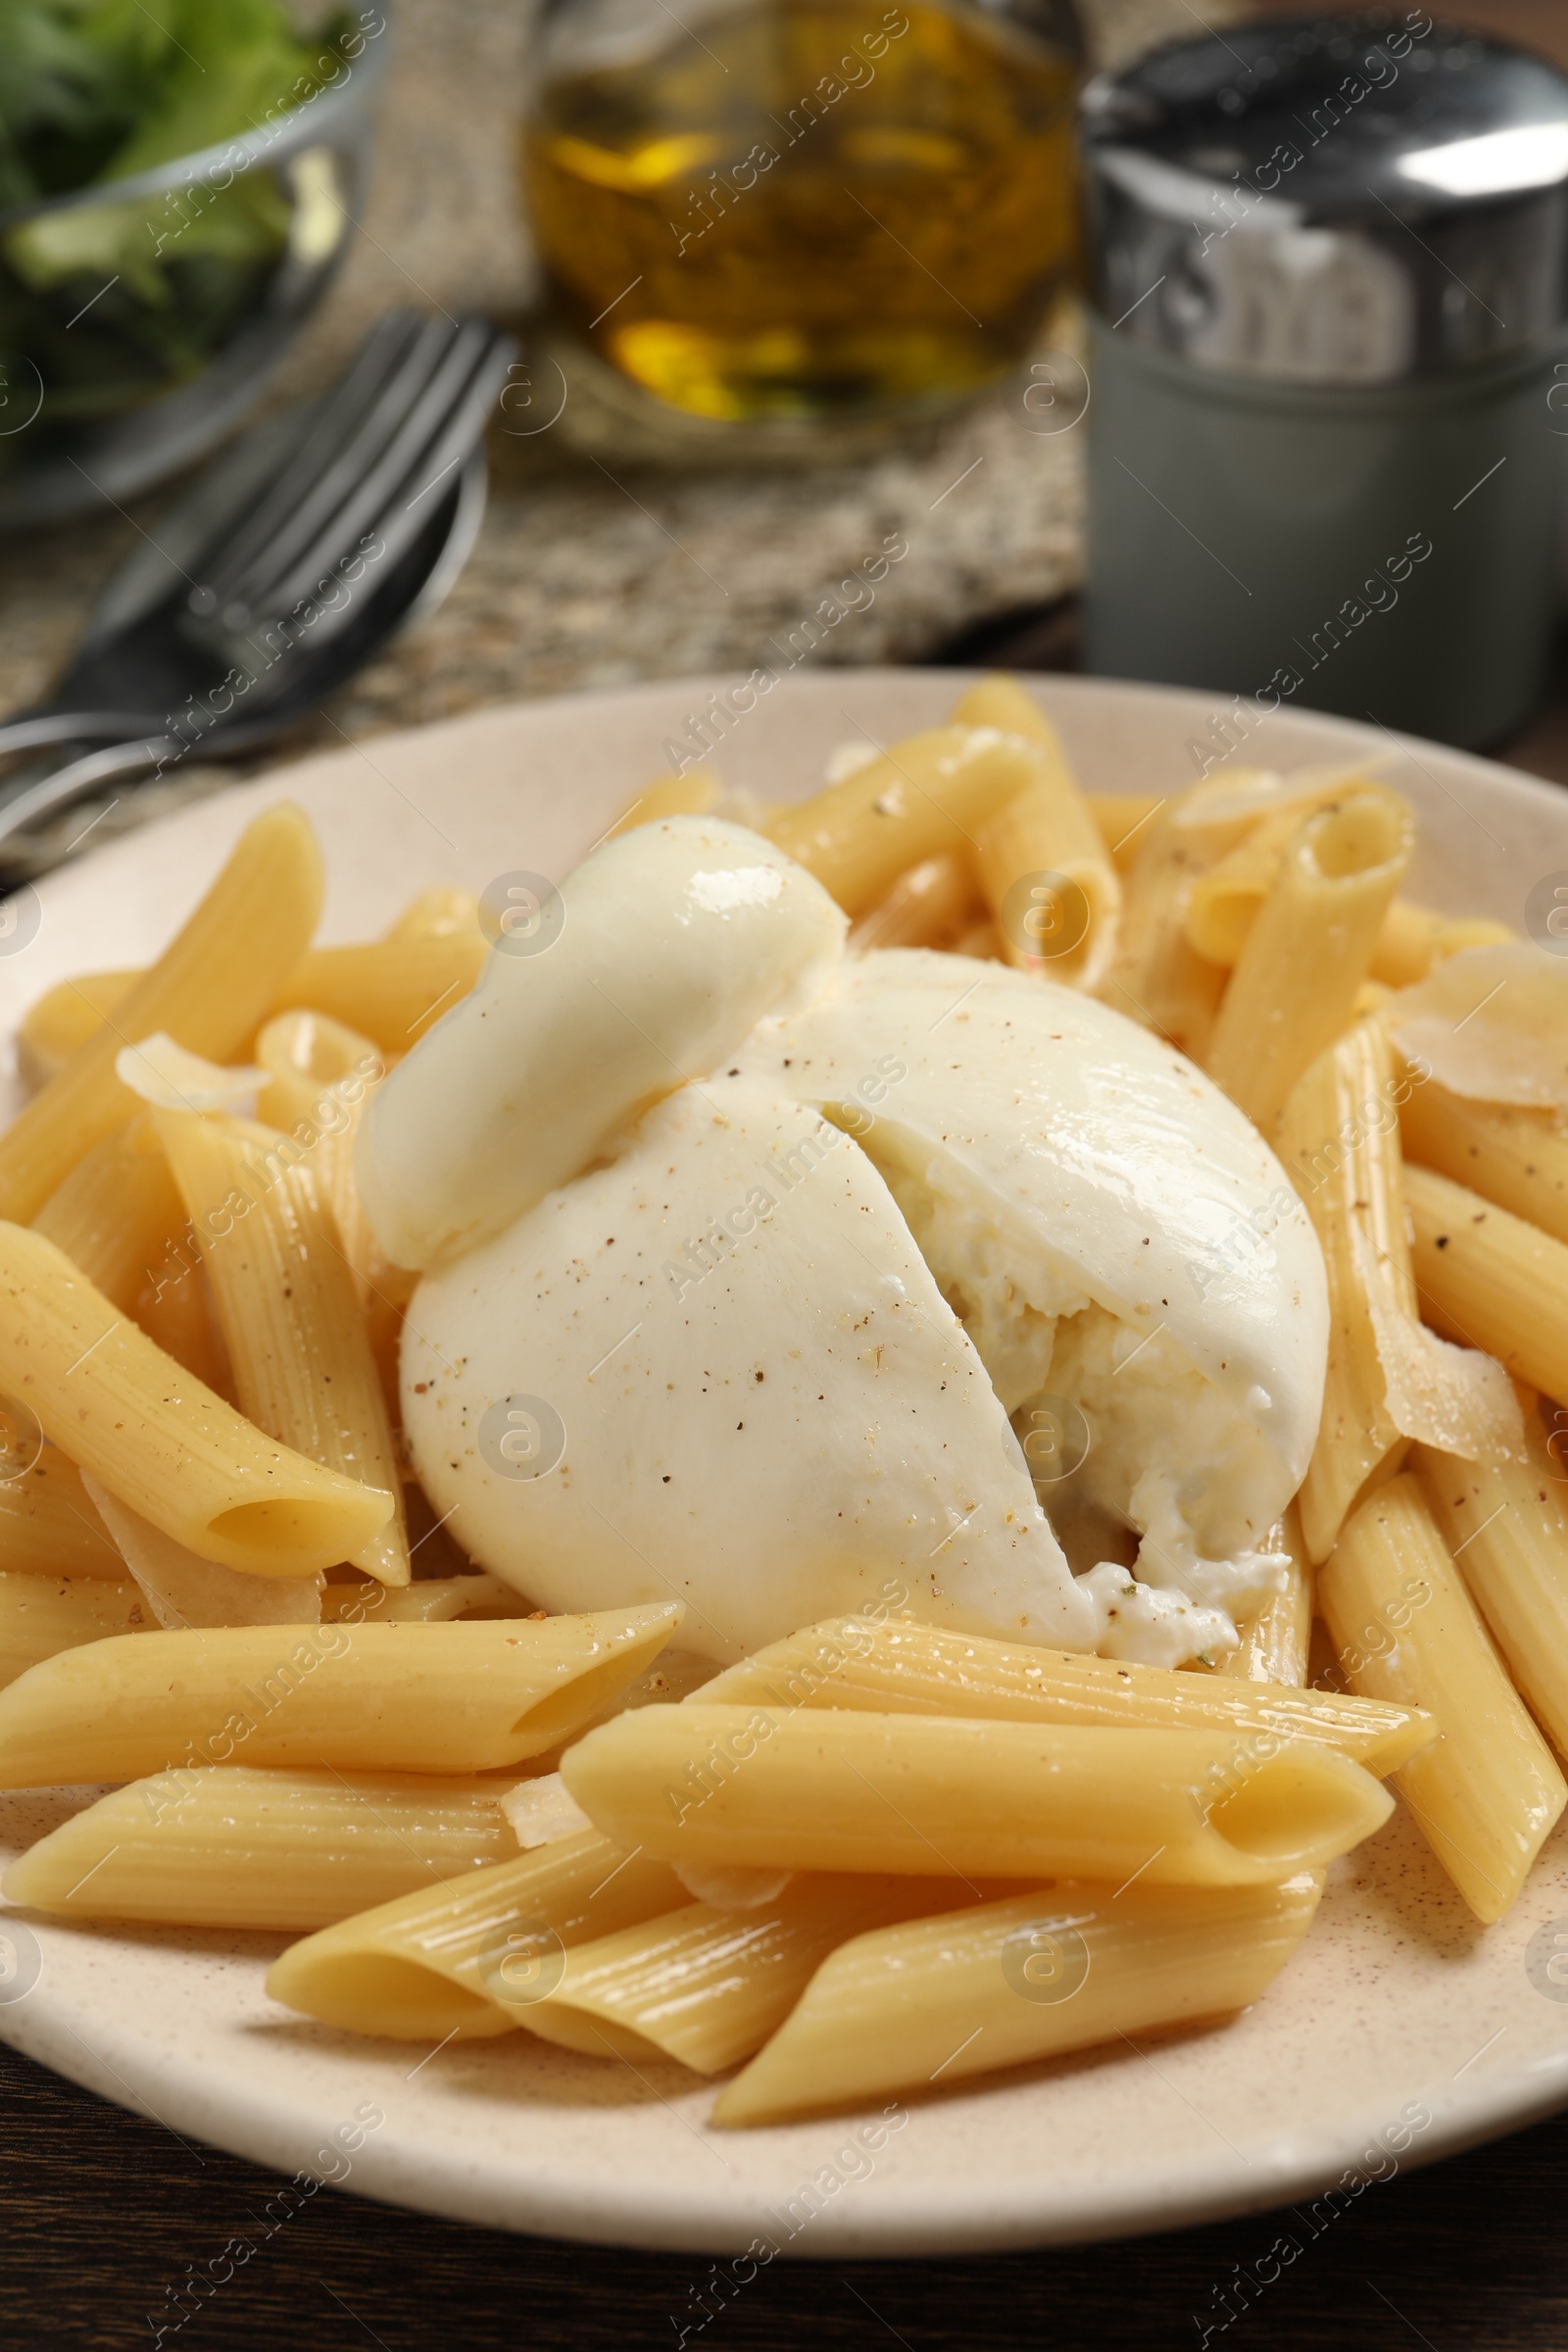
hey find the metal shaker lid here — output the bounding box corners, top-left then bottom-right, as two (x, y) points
(1081, 10), (1568, 383)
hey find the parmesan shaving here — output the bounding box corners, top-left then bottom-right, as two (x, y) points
(1386, 945), (1568, 1109)
(1355, 1231), (1524, 1464)
(115, 1031), (266, 1113)
(82, 1475), (323, 1629)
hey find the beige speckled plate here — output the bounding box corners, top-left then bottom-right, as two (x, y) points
(2, 669), (1567, 2257)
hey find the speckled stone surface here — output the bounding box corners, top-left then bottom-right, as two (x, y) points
(0, 0), (1245, 869)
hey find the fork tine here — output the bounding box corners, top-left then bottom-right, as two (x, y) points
(191, 312), (424, 613)
(205, 316), (461, 623)
(270, 326), (515, 655)
(248, 318), (504, 626)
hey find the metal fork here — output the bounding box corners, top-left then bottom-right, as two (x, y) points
(0, 308), (515, 858)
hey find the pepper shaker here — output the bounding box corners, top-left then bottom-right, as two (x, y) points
(1080, 9), (1568, 754)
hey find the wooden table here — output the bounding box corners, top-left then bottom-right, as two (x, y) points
(2, 2027), (1564, 2349)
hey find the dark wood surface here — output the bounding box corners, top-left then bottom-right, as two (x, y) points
(2, 2027), (1565, 2350)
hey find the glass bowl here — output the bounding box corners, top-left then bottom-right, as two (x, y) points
(0, 7), (390, 528)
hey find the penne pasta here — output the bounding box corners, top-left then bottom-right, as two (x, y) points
(19, 931), (485, 1088)
(154, 1111), (409, 1587)
(1204, 789), (1413, 1135)
(0, 805), (322, 1223)
(0, 1604), (683, 1785)
(847, 853), (980, 954)
(254, 1010), (416, 1402)
(1318, 1472), (1565, 1922)
(1400, 1077), (1568, 1250)
(972, 766), (1121, 992)
(524, 1874), (981, 2074)
(0, 1449), (124, 1578)
(83, 1476), (322, 1630)
(266, 1829), (685, 2039)
(946, 674), (1055, 744)
(606, 770), (719, 839)
(1369, 903), (1513, 988)
(1404, 1162), (1568, 1404)
(700, 1615), (1432, 1774)
(320, 1574), (525, 1624)
(0, 1567), (146, 1690)
(1088, 791), (1167, 873)
(382, 886), (480, 943)
(1100, 786), (1249, 1058)
(1218, 1508), (1312, 1686)
(17, 969), (128, 1090)
(560, 1706), (1393, 1886)
(2, 1765), (519, 1930)
(1278, 1022), (1518, 1565)
(764, 727), (1036, 917)
(0, 1223), (392, 1577)
(1279, 1021), (1404, 1559)
(1413, 1413), (1568, 1758)
(713, 1873), (1324, 2127)
(278, 936), (486, 1051)
(1183, 779), (1384, 969)
(950, 677), (1121, 989)
(30, 1116), (185, 1314)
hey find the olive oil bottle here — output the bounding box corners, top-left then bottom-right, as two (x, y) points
(521, 0), (1081, 423)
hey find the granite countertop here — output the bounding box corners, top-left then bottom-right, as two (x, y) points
(0, 0), (1247, 866)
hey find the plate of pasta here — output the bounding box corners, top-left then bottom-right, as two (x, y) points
(0, 665), (1566, 2260)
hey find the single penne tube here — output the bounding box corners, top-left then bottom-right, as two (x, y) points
(1279, 1023), (1408, 1561)
(266, 1829), (686, 2039)
(17, 970), (130, 1090)
(700, 1616), (1432, 1775)
(972, 765), (1121, 991)
(134, 1254), (235, 1401)
(279, 936), (485, 1050)
(947, 673), (1055, 742)
(847, 853), (980, 954)
(1087, 791), (1167, 872)
(1413, 1416), (1568, 1757)
(30, 1116), (185, 1313)
(1370, 899), (1445, 988)
(606, 770), (719, 839)
(1400, 1077), (1568, 1249)
(0, 1604), (683, 1785)
(560, 1707), (1394, 1886)
(764, 728), (1036, 916)
(0, 1223), (392, 1578)
(713, 1873), (1324, 2128)
(1101, 789), (1247, 1059)
(1183, 780), (1380, 968)
(1318, 1472), (1565, 1922)
(0, 1568), (147, 1690)
(949, 676), (1121, 987)
(382, 886), (480, 942)
(18, 931), (485, 1084)
(1204, 788), (1413, 1135)
(254, 1010), (415, 1395)
(1404, 1162), (1568, 1403)
(524, 1873), (979, 2074)
(0, 804), (322, 1223)
(2, 1765), (520, 1930)
(82, 1476), (321, 1630)
(154, 1111), (409, 1587)
(0, 1449), (124, 1578)
(1218, 1507), (1312, 1686)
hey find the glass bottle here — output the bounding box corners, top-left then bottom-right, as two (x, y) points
(520, 0), (1085, 433)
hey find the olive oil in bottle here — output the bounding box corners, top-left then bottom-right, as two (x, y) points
(521, 0), (1080, 423)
